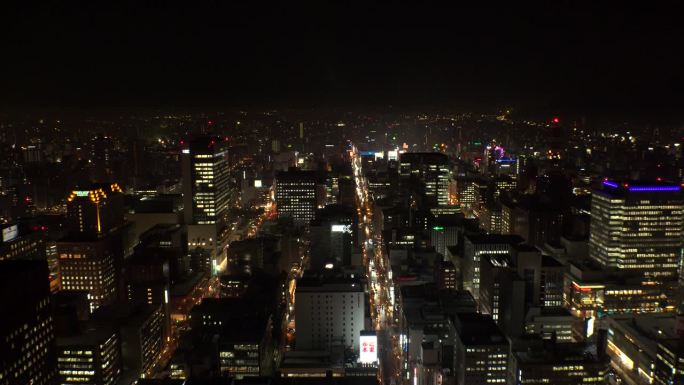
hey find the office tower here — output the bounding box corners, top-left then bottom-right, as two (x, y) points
(217, 317), (274, 379)
(456, 177), (480, 210)
(309, 204), (357, 270)
(189, 298), (273, 379)
(57, 238), (118, 312)
(91, 304), (165, 379)
(590, 180), (684, 280)
(274, 169), (318, 225)
(227, 237), (278, 275)
(60, 184), (129, 311)
(399, 152), (450, 207)
(462, 234), (524, 301)
(501, 196), (565, 249)
(430, 214), (463, 259)
(136, 224), (188, 285)
(435, 260), (458, 291)
(125, 252), (171, 341)
(0, 260), (57, 385)
(511, 342), (608, 385)
(125, 195), (183, 243)
(605, 314), (683, 385)
(523, 307), (577, 343)
(90, 135), (115, 182)
(66, 183), (125, 238)
(479, 254), (525, 325)
(491, 175), (517, 198)
(294, 272), (365, 350)
(565, 259), (668, 324)
(655, 339), (684, 384)
(453, 313), (509, 385)
(182, 136), (231, 262)
(56, 322), (122, 385)
(0, 223), (46, 261)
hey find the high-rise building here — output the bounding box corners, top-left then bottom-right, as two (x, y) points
(462, 234), (524, 301)
(590, 180), (684, 280)
(189, 298), (274, 379)
(0, 260), (57, 385)
(294, 272), (365, 350)
(0, 223), (46, 261)
(399, 152), (450, 207)
(58, 238), (118, 312)
(56, 322), (122, 385)
(511, 342), (608, 385)
(90, 135), (115, 183)
(275, 169), (318, 226)
(60, 184), (129, 311)
(89, 304), (165, 380)
(182, 136), (231, 262)
(309, 204), (357, 270)
(453, 313), (509, 385)
(66, 183), (125, 238)
(430, 214), (463, 259)
(604, 313), (679, 384)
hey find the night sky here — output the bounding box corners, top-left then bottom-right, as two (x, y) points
(2, 3), (683, 120)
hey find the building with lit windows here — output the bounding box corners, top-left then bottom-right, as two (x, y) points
(523, 307), (577, 343)
(604, 313), (678, 385)
(0, 223), (46, 261)
(430, 214), (462, 259)
(66, 183), (125, 238)
(654, 338), (684, 385)
(564, 260), (673, 322)
(295, 272), (365, 351)
(275, 169), (318, 226)
(57, 238), (118, 312)
(0, 260), (57, 385)
(182, 136), (231, 262)
(492, 175), (517, 199)
(189, 298), (274, 379)
(399, 152), (450, 207)
(309, 204), (357, 270)
(435, 260), (458, 291)
(60, 184), (128, 312)
(90, 304), (165, 380)
(511, 342), (608, 385)
(589, 180), (684, 280)
(462, 234), (524, 301)
(453, 313), (509, 385)
(56, 323), (121, 385)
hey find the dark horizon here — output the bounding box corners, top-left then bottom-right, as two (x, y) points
(2, 3), (684, 123)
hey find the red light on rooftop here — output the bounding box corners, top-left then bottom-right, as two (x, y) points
(656, 177), (663, 181)
(208, 120), (213, 125)
(552, 117), (560, 124)
(623, 183), (629, 188)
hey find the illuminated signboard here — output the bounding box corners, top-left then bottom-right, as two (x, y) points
(2, 225), (18, 242)
(359, 332), (378, 363)
(74, 191), (90, 197)
(331, 224), (352, 233)
(254, 180), (263, 188)
(586, 316), (595, 338)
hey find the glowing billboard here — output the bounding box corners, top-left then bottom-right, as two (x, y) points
(359, 332), (378, 363)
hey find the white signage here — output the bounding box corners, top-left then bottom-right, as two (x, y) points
(331, 224), (351, 233)
(2, 225), (18, 242)
(359, 333), (378, 363)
